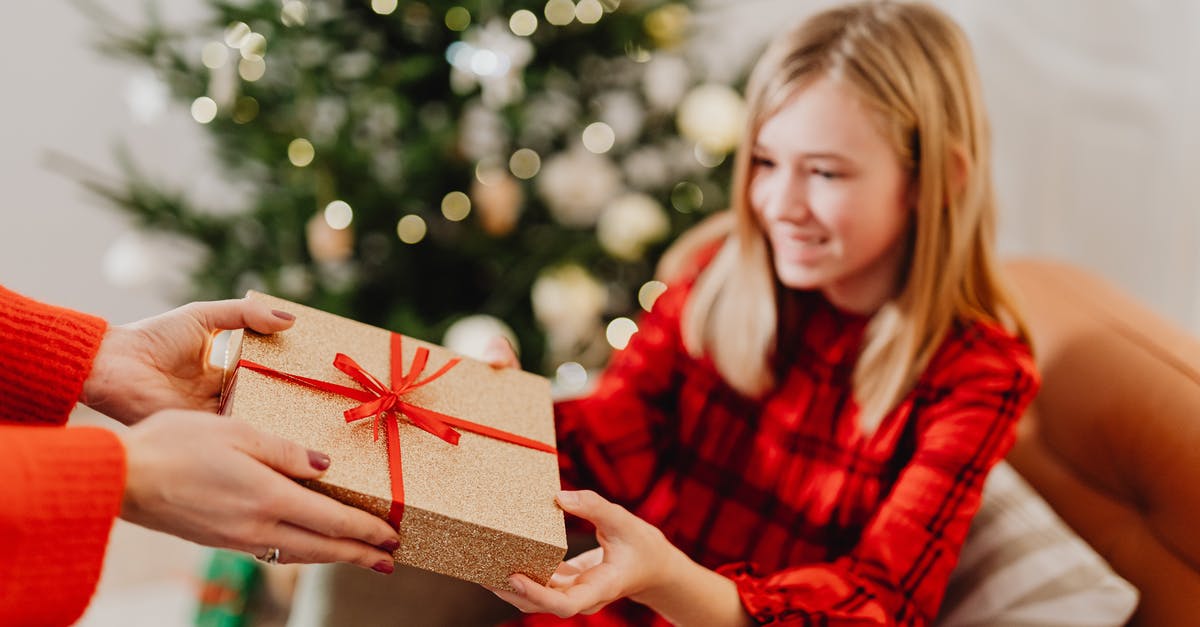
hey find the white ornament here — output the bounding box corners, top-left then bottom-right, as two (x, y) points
(596, 193), (671, 261)
(536, 147), (622, 227)
(642, 54), (690, 112)
(531, 265), (608, 353)
(595, 90), (645, 148)
(676, 83), (746, 155)
(448, 19), (535, 108)
(459, 102), (508, 161)
(622, 146), (671, 190)
(443, 314), (519, 362)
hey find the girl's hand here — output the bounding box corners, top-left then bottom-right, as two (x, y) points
(120, 409), (399, 574)
(82, 297), (295, 426)
(482, 335), (520, 369)
(490, 490), (685, 618)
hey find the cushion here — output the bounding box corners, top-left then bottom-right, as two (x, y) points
(936, 461), (1139, 626)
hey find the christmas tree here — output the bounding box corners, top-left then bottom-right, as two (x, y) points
(82, 0), (744, 384)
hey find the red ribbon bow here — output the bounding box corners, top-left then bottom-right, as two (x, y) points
(236, 333), (555, 527)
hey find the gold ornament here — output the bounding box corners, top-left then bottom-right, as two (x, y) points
(471, 169), (524, 236)
(306, 212), (354, 262)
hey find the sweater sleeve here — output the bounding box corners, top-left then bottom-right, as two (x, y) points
(553, 282), (688, 511)
(717, 325), (1041, 626)
(0, 285), (108, 426)
(0, 425), (127, 626)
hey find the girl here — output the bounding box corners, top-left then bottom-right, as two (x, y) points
(491, 2), (1039, 625)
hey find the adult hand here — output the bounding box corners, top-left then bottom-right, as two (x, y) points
(82, 297), (295, 426)
(120, 409), (399, 574)
(490, 490), (685, 618)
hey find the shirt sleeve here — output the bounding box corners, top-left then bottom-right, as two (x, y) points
(553, 282), (688, 510)
(718, 325), (1041, 626)
(0, 285), (108, 426)
(0, 424), (127, 626)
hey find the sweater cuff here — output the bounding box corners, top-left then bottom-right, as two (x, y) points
(0, 285), (108, 425)
(0, 425), (126, 626)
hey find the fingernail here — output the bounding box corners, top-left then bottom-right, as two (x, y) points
(372, 560), (395, 575)
(272, 309), (295, 321)
(556, 490), (579, 508)
(307, 450), (331, 471)
(377, 538), (399, 552)
(508, 576), (525, 595)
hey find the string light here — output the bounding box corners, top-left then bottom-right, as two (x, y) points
(445, 6), (471, 31)
(324, 200), (353, 230)
(544, 0), (574, 26)
(582, 122), (615, 154)
(441, 191), (471, 221)
(606, 317), (638, 349)
(638, 280), (668, 311)
(670, 181), (703, 213)
(509, 9), (538, 36)
(201, 42), (228, 69)
(555, 362), (589, 392)
(224, 22), (251, 48)
(280, 1), (307, 26)
(190, 97), (217, 124)
(239, 32), (267, 60)
(372, 0), (398, 16)
(396, 214), (427, 244)
(288, 138), (315, 167)
(238, 57), (266, 81)
(509, 148), (541, 179)
(694, 143), (725, 168)
(576, 0), (604, 24)
(233, 97), (259, 124)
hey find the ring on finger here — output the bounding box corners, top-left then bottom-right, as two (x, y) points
(254, 542), (279, 564)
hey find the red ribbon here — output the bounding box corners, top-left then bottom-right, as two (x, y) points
(236, 333), (555, 527)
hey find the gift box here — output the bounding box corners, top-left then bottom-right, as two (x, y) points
(219, 291), (566, 589)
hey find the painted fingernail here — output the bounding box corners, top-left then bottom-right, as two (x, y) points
(272, 309), (296, 321)
(377, 539), (399, 552)
(508, 576), (525, 595)
(372, 560), (395, 575)
(307, 450), (331, 471)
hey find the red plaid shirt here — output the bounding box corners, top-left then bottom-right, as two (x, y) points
(513, 276), (1038, 626)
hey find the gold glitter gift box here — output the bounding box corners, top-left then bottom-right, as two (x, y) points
(219, 292), (567, 589)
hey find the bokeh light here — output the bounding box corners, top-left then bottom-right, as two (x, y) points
(190, 97), (217, 124)
(441, 191), (472, 221)
(582, 122), (616, 154)
(606, 317), (639, 350)
(509, 10), (538, 36)
(324, 200), (354, 230)
(509, 148), (541, 179)
(396, 214), (428, 244)
(638, 280), (668, 312)
(288, 138), (315, 167)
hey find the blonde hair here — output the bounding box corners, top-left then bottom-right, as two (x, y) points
(680, 1), (1030, 431)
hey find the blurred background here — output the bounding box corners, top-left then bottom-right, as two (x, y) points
(2, 0), (1198, 625)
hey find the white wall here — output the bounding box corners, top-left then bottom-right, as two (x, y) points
(0, 1), (221, 324)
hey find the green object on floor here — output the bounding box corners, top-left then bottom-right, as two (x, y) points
(194, 550), (262, 627)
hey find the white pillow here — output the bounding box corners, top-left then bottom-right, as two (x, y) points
(937, 461), (1139, 627)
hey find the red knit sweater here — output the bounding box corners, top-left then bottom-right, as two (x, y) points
(0, 285), (126, 626)
(514, 278), (1038, 626)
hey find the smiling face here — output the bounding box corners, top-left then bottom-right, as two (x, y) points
(749, 77), (913, 314)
